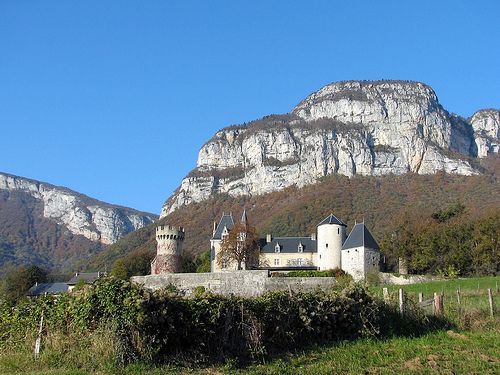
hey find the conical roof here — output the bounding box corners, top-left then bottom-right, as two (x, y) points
(342, 223), (379, 250)
(241, 208), (248, 225)
(318, 213), (347, 227)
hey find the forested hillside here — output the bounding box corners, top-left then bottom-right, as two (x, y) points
(86, 156), (500, 276)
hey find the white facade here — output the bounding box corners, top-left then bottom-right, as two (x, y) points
(317, 223), (346, 271)
(341, 246), (380, 281)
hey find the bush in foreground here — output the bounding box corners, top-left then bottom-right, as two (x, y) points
(0, 278), (449, 368)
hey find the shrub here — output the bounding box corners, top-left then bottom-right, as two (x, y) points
(0, 278), (448, 366)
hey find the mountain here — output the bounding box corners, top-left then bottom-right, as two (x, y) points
(0, 172), (157, 271)
(162, 80), (500, 216)
(86, 155), (500, 272)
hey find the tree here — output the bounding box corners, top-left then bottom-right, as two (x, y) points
(0, 265), (47, 303)
(217, 222), (260, 270)
(472, 212), (500, 275)
(111, 259), (129, 280)
(195, 250), (211, 273)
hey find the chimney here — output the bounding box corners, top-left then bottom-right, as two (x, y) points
(35, 281), (38, 286)
(311, 233), (316, 241)
(266, 234), (272, 243)
(98, 271), (100, 278)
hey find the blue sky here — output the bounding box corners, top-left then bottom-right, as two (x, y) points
(1, 1), (499, 214)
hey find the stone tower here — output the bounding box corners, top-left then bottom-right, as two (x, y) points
(151, 225), (185, 274)
(317, 214), (347, 271)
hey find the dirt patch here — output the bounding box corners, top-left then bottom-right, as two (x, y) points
(446, 330), (468, 340)
(427, 354), (442, 372)
(479, 354), (499, 364)
(404, 357), (422, 371)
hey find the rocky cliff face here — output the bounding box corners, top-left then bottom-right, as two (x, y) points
(0, 172), (156, 245)
(470, 109), (500, 158)
(162, 80), (500, 216)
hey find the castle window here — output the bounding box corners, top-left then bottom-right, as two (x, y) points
(338, 228), (340, 234)
(326, 243), (328, 248)
(298, 243), (303, 253)
(274, 259), (280, 266)
(221, 260), (228, 269)
(275, 243), (281, 253)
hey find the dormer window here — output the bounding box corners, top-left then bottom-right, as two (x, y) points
(298, 243), (303, 253)
(275, 243), (281, 253)
(221, 226), (229, 240)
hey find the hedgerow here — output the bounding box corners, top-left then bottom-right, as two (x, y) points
(0, 277), (448, 366)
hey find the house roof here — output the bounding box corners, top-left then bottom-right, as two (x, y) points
(212, 213), (234, 240)
(27, 282), (69, 296)
(261, 237), (317, 253)
(66, 272), (102, 285)
(318, 213), (347, 227)
(342, 223), (379, 250)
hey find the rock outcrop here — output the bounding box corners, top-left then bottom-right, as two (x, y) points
(162, 80), (499, 216)
(0, 172), (156, 245)
(470, 109), (500, 158)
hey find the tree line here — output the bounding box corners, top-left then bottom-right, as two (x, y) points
(380, 203), (499, 276)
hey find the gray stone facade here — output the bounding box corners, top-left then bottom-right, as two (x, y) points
(132, 270), (337, 297)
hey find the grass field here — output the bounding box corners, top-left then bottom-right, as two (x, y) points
(372, 276), (500, 322)
(2, 320), (498, 375)
(1, 276), (499, 375)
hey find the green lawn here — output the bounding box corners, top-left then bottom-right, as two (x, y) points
(6, 322), (498, 375)
(372, 276), (500, 320)
(374, 275), (500, 297)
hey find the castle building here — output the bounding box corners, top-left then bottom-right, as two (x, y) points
(151, 225), (185, 274)
(210, 211), (380, 280)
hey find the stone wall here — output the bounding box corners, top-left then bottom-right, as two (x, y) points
(131, 270), (337, 297)
(379, 272), (435, 285)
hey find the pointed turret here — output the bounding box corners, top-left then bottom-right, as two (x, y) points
(241, 208), (248, 225)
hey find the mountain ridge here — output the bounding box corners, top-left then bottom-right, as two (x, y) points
(162, 80), (499, 216)
(0, 171), (157, 271)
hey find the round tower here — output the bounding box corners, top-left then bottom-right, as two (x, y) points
(317, 214), (347, 271)
(151, 225), (185, 274)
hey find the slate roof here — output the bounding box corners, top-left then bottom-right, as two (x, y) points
(261, 237), (317, 253)
(318, 213), (347, 227)
(66, 272), (103, 285)
(212, 213), (234, 240)
(27, 282), (69, 296)
(342, 223), (379, 250)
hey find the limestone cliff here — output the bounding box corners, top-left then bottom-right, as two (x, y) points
(162, 80), (499, 216)
(0, 172), (156, 245)
(470, 109), (500, 158)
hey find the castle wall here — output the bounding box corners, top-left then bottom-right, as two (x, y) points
(210, 239), (239, 272)
(341, 246), (379, 281)
(132, 270), (337, 297)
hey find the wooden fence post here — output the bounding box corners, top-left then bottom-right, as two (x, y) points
(488, 288), (494, 317)
(418, 292), (423, 303)
(34, 311), (44, 359)
(456, 288), (461, 305)
(399, 288), (404, 316)
(434, 292), (443, 317)
(383, 288), (389, 302)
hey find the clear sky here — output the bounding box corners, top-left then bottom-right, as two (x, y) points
(1, 1), (499, 214)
